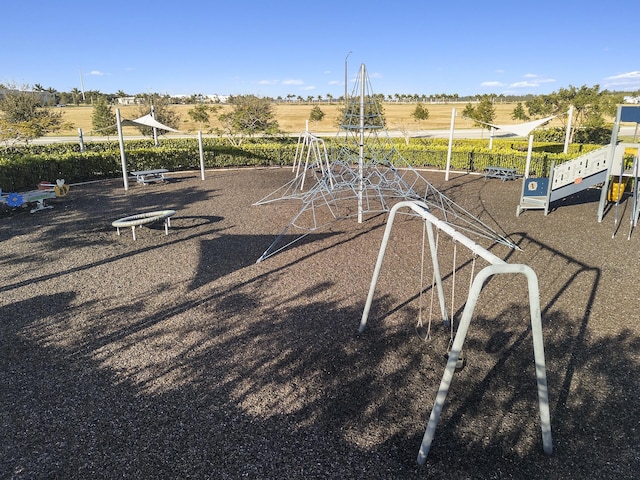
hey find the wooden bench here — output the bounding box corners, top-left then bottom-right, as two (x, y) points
(130, 169), (169, 185)
(484, 166), (519, 181)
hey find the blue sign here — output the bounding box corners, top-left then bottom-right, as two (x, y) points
(523, 178), (549, 197)
(620, 106), (640, 123)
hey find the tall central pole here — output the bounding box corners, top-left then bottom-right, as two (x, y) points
(344, 51), (351, 104)
(358, 63), (365, 223)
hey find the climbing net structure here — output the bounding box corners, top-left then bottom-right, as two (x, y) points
(254, 63), (517, 262)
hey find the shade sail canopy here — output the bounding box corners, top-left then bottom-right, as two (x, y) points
(121, 114), (180, 132)
(487, 115), (556, 137)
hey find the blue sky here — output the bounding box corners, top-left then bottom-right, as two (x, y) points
(2, 0), (638, 98)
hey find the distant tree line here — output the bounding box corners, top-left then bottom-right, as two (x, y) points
(1, 81), (637, 150)
(3, 81), (638, 108)
(461, 86), (624, 143)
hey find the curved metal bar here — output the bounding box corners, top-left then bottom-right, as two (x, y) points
(112, 210), (176, 240)
(359, 200), (505, 333)
(357, 200), (552, 463)
(417, 263), (552, 464)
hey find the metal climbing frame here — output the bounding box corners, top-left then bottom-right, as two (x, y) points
(359, 200), (553, 464)
(292, 127), (333, 192)
(254, 64), (518, 262)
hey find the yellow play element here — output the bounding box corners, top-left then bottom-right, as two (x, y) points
(608, 177), (630, 202)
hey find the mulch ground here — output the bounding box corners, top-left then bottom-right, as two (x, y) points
(1, 167), (639, 479)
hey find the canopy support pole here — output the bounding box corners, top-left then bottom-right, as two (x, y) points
(116, 108), (129, 191)
(445, 108), (456, 181)
(198, 130), (205, 180)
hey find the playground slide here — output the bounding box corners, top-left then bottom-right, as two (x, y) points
(518, 145), (617, 216)
(548, 145), (618, 203)
(516, 143), (640, 215)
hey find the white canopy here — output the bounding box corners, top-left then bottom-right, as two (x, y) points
(487, 115), (556, 137)
(116, 108), (183, 191)
(121, 113), (180, 132)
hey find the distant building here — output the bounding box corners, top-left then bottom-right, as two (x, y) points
(207, 94), (228, 103)
(623, 96), (640, 104)
(116, 96), (138, 105)
(0, 88), (56, 105)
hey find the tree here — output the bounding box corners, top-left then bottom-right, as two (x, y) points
(309, 105), (325, 125)
(83, 89), (104, 105)
(525, 84), (623, 141)
(462, 96), (495, 132)
(216, 95), (279, 146)
(0, 85), (66, 146)
(475, 97), (496, 130)
(70, 88), (82, 105)
(411, 103), (430, 126)
(91, 97), (117, 135)
(334, 96), (387, 129)
(511, 102), (530, 121)
(187, 93), (206, 104)
(462, 102), (476, 121)
(133, 94), (180, 137)
(187, 104), (218, 131)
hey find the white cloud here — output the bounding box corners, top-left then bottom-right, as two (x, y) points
(607, 71), (640, 80)
(258, 79), (278, 85)
(480, 81), (505, 87)
(300, 85), (315, 91)
(282, 79), (304, 85)
(521, 74), (555, 82)
(604, 71), (640, 89)
(370, 72), (383, 79)
(89, 70), (107, 76)
(509, 75), (556, 89)
(510, 81), (540, 88)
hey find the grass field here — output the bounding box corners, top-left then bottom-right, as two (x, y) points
(54, 102), (569, 137)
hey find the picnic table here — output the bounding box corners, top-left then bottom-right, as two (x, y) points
(130, 169), (169, 185)
(484, 166), (519, 181)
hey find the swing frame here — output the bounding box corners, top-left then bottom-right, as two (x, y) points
(358, 200), (552, 464)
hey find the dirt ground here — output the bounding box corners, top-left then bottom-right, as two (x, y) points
(1, 167), (639, 479)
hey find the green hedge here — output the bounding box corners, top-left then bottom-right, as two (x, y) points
(0, 138), (299, 191)
(395, 138), (602, 177)
(0, 136), (604, 192)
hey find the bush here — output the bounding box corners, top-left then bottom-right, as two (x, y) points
(535, 126), (613, 145)
(0, 136), (605, 191)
